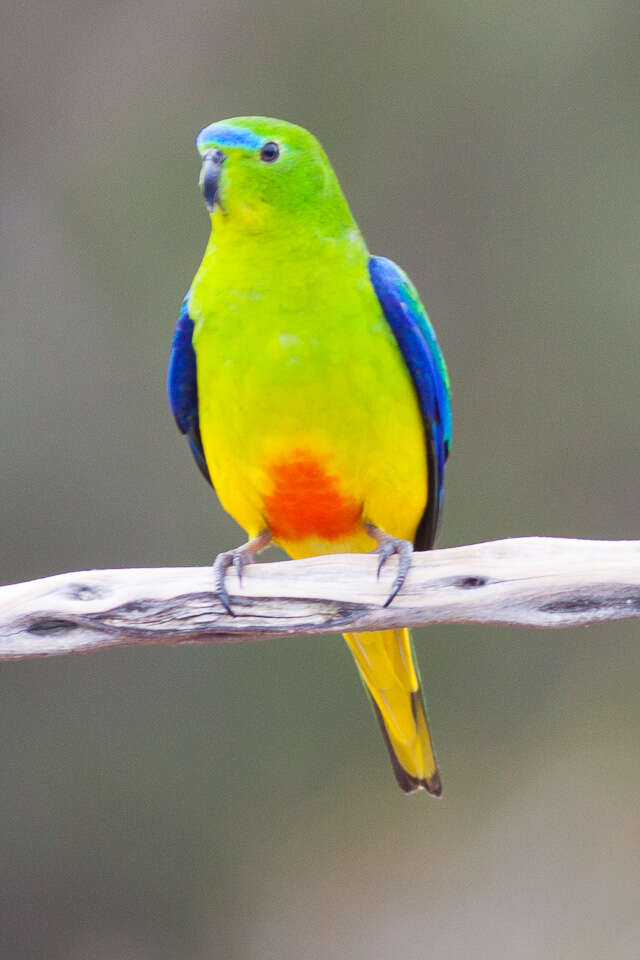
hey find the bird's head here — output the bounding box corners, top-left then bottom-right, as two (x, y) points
(196, 117), (353, 235)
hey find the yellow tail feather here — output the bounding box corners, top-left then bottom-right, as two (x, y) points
(343, 628), (441, 796)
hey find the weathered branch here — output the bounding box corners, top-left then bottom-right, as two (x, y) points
(0, 538), (639, 660)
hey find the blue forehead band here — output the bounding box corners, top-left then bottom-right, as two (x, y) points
(196, 124), (263, 153)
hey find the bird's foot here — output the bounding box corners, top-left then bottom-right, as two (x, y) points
(365, 522), (413, 607)
(212, 529), (272, 616)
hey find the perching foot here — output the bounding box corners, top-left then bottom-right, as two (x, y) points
(365, 522), (413, 607)
(212, 529), (272, 616)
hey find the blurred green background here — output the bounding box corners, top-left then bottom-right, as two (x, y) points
(2, 0), (639, 957)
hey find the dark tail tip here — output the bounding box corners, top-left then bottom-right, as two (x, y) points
(397, 767), (443, 797)
(370, 697), (443, 797)
(425, 770), (443, 797)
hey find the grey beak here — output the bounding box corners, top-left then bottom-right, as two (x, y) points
(200, 148), (226, 212)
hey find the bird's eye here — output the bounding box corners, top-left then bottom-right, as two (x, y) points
(260, 142), (280, 163)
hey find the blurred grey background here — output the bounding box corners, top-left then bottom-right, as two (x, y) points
(1, 1), (639, 957)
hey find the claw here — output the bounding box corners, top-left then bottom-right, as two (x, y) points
(375, 540), (396, 579)
(212, 551), (238, 616)
(212, 529), (272, 616)
(233, 552), (245, 584)
(365, 522), (414, 607)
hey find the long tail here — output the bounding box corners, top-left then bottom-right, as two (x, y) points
(343, 629), (441, 796)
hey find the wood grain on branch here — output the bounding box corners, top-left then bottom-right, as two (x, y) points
(1, 538), (639, 661)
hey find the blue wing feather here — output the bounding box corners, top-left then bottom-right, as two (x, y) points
(167, 295), (212, 485)
(368, 256), (451, 549)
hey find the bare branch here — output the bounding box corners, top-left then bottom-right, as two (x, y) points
(1, 538), (639, 660)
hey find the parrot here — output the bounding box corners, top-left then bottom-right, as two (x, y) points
(167, 117), (451, 795)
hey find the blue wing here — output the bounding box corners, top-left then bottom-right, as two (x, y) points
(167, 294), (212, 485)
(368, 256), (451, 549)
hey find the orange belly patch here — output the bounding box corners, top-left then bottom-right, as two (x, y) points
(264, 451), (362, 542)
